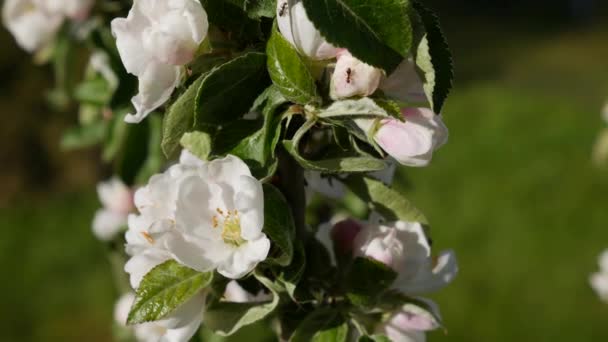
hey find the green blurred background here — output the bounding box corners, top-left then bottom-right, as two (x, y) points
(1, 1), (608, 341)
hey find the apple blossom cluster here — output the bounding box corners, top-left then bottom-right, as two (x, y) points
(4, 0), (458, 341)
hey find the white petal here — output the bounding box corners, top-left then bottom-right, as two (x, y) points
(331, 52), (382, 99)
(217, 236), (271, 279)
(2, 0), (63, 52)
(380, 58), (428, 105)
(161, 292), (205, 329)
(206, 155), (254, 185)
(111, 14), (151, 76)
(235, 176), (265, 241)
(400, 249), (458, 295)
(179, 149), (207, 167)
(125, 62), (181, 123)
(164, 232), (221, 273)
(114, 293), (136, 326)
(598, 249), (608, 272)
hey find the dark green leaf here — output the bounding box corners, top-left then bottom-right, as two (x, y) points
(301, 0), (412, 72)
(359, 335), (392, 342)
(345, 176), (428, 224)
(204, 273), (279, 336)
(201, 0), (263, 41)
(290, 309), (348, 342)
(346, 257), (397, 306)
(195, 52), (269, 127)
(161, 75), (207, 158)
(262, 183), (295, 266)
(267, 23), (320, 105)
(413, 1), (453, 113)
(127, 260), (213, 324)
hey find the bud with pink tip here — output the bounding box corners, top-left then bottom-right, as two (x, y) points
(355, 108), (448, 167)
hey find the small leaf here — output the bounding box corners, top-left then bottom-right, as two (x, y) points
(345, 176), (428, 224)
(127, 260), (213, 324)
(413, 1), (453, 113)
(161, 75), (206, 158)
(301, 0), (412, 72)
(318, 98), (393, 119)
(204, 273), (279, 336)
(262, 183), (295, 266)
(290, 309), (348, 342)
(267, 23), (320, 105)
(73, 77), (113, 105)
(346, 257), (398, 306)
(195, 52), (270, 127)
(135, 114), (166, 184)
(180, 131), (213, 161)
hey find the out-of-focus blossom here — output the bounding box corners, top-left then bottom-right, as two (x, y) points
(111, 0), (208, 123)
(223, 280), (272, 303)
(376, 299), (442, 342)
(590, 249), (608, 302)
(92, 178), (134, 241)
(2, 0), (93, 52)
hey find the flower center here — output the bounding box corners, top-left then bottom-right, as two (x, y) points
(213, 208), (246, 247)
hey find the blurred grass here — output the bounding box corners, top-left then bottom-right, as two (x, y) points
(2, 11), (608, 342)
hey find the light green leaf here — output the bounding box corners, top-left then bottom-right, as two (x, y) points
(318, 98), (393, 119)
(161, 75), (207, 158)
(60, 121), (107, 150)
(73, 77), (112, 105)
(413, 1), (453, 113)
(301, 0), (412, 72)
(135, 115), (166, 184)
(345, 176), (428, 224)
(262, 183), (295, 266)
(267, 23), (320, 105)
(180, 131), (213, 161)
(204, 273), (279, 336)
(195, 52), (269, 127)
(290, 309), (348, 342)
(283, 120), (387, 173)
(127, 260), (213, 324)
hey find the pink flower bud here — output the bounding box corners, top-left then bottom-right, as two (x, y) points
(355, 108), (448, 167)
(331, 51), (383, 100)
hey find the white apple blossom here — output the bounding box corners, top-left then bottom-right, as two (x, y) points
(380, 58), (428, 106)
(2, 0), (92, 52)
(92, 178), (134, 241)
(353, 219), (458, 294)
(125, 150), (270, 280)
(602, 102), (608, 124)
(111, 0), (209, 123)
(330, 50), (383, 100)
(114, 292), (206, 342)
(223, 280), (272, 303)
(356, 108), (448, 167)
(590, 249), (608, 302)
(376, 299), (442, 342)
(276, 0), (339, 60)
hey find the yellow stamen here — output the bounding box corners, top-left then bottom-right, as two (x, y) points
(141, 231), (155, 244)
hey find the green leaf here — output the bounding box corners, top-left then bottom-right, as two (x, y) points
(161, 75), (207, 158)
(345, 257), (397, 306)
(73, 77), (113, 105)
(283, 120), (387, 173)
(227, 0), (277, 18)
(127, 260), (213, 324)
(204, 273), (279, 336)
(359, 335), (392, 342)
(345, 176), (428, 224)
(267, 23), (320, 105)
(60, 121), (107, 150)
(318, 98), (394, 119)
(135, 114), (166, 184)
(201, 0), (263, 41)
(413, 2), (453, 113)
(301, 0), (412, 72)
(195, 52), (269, 127)
(180, 131), (213, 161)
(290, 309), (348, 342)
(262, 183), (295, 266)
(275, 241), (306, 301)
(115, 117), (151, 186)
